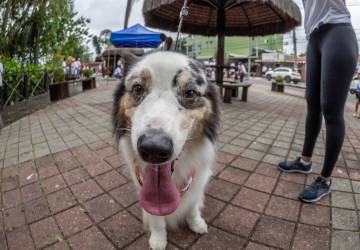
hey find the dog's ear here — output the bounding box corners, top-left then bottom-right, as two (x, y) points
(189, 58), (206, 73)
(123, 52), (141, 76)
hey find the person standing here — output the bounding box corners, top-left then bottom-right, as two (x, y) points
(70, 59), (77, 78)
(114, 66), (122, 80)
(262, 65), (268, 76)
(76, 58), (82, 77)
(279, 0), (358, 203)
(62, 58), (67, 76)
(238, 62), (247, 83)
(353, 73), (360, 118)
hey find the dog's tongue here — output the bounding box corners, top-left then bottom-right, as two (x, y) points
(139, 163), (180, 216)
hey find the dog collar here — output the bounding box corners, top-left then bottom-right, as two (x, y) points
(134, 160), (195, 197)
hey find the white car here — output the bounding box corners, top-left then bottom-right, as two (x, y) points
(266, 67), (301, 84)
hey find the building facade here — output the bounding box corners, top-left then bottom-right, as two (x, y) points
(183, 35), (284, 61)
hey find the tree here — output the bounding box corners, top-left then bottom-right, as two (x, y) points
(92, 36), (102, 55)
(0, 0), (91, 65)
(99, 29), (112, 48)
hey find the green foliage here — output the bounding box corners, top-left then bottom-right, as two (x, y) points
(52, 68), (65, 83)
(0, 0), (91, 65)
(1, 57), (21, 73)
(92, 36), (102, 55)
(275, 75), (284, 85)
(182, 35), (283, 59)
(83, 69), (93, 78)
(47, 54), (64, 70)
(1, 56), (48, 104)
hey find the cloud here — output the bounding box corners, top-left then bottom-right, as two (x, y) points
(74, 0), (145, 36)
(75, 0), (360, 57)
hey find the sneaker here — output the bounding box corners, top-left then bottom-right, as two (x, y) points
(278, 157), (312, 174)
(353, 113), (358, 117)
(299, 177), (331, 203)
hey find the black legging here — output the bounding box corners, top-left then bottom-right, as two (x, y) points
(302, 23), (358, 178)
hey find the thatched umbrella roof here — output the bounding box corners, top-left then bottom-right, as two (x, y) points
(143, 0), (301, 36)
(143, 0), (301, 90)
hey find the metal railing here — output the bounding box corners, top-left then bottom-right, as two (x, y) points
(0, 69), (51, 126)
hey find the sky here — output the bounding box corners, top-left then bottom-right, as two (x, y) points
(75, 0), (360, 56)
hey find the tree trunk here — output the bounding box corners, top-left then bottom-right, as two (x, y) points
(216, 6), (225, 85)
(1, 0), (12, 36)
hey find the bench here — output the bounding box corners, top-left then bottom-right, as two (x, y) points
(222, 82), (251, 103)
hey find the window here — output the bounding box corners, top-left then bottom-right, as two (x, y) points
(204, 40), (213, 49)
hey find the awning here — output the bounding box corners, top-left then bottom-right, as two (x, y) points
(228, 53), (250, 59)
(110, 23), (163, 48)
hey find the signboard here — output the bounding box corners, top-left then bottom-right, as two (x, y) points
(262, 53), (284, 62)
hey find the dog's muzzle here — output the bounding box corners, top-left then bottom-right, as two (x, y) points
(137, 129), (173, 163)
(136, 129), (181, 216)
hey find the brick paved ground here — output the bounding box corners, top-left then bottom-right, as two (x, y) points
(0, 79), (359, 250)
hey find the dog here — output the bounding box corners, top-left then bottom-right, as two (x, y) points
(112, 51), (219, 250)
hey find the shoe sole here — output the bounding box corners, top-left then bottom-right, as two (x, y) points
(278, 166), (312, 174)
(299, 189), (331, 203)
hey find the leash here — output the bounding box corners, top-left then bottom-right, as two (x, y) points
(174, 0), (189, 51)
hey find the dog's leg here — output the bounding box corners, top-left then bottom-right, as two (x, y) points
(146, 213), (167, 250)
(186, 204), (208, 234)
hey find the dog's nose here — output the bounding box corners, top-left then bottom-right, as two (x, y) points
(137, 129), (173, 163)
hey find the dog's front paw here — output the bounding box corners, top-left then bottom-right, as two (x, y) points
(187, 217), (208, 234)
(149, 235), (167, 250)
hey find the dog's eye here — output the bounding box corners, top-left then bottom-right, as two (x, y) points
(183, 90), (198, 99)
(132, 84), (144, 97)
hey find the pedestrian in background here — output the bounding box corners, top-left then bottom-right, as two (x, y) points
(279, 0), (358, 203)
(62, 58), (67, 76)
(76, 58), (81, 77)
(238, 62), (247, 82)
(114, 66), (122, 80)
(353, 72), (360, 118)
(70, 59), (77, 78)
(262, 65), (268, 76)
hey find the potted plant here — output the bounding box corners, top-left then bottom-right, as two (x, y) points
(49, 67), (69, 101)
(271, 75), (285, 93)
(82, 69), (96, 90)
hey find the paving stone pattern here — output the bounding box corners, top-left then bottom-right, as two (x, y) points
(0, 80), (359, 249)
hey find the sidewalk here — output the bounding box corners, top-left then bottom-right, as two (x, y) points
(0, 80), (359, 250)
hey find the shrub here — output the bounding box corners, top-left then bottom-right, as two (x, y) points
(1, 57), (21, 72)
(275, 75), (284, 85)
(48, 54), (64, 70)
(52, 68), (65, 83)
(1, 56), (48, 104)
(83, 69), (93, 78)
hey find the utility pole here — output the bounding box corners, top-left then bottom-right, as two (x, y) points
(248, 37), (251, 80)
(254, 37), (259, 58)
(293, 29), (298, 71)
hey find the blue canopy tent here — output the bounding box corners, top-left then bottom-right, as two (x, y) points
(110, 23), (163, 48)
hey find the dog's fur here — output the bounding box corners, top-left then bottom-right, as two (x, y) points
(113, 51), (219, 250)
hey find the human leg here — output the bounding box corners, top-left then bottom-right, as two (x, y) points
(319, 25), (358, 178)
(299, 25), (358, 203)
(278, 35), (322, 173)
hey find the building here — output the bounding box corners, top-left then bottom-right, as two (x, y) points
(182, 35), (284, 61)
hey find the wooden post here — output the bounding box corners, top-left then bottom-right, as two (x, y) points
(23, 73), (28, 100)
(216, 6), (225, 85)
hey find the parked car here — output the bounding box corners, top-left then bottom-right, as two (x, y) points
(266, 67), (301, 84)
